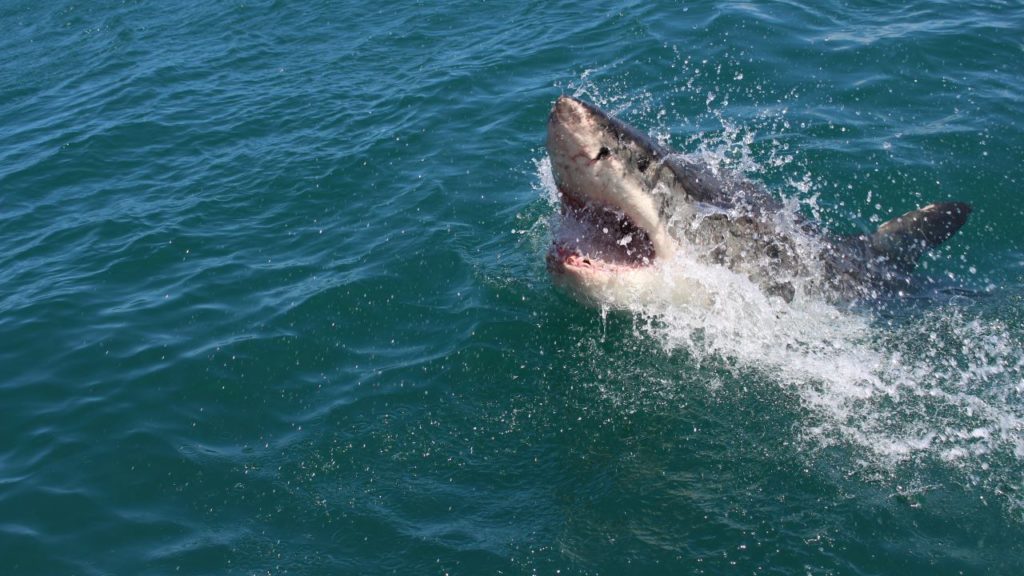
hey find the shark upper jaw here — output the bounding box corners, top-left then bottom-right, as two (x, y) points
(546, 95), (674, 280)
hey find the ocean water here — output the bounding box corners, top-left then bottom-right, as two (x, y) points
(2, 1), (1023, 574)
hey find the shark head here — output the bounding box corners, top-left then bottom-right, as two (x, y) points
(545, 96), (680, 304)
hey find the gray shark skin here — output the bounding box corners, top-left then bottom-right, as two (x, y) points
(545, 95), (971, 306)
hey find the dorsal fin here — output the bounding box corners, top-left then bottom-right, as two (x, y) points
(867, 202), (971, 270)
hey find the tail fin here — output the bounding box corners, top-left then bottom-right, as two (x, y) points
(867, 202), (971, 271)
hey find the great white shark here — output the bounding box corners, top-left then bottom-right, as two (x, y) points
(546, 95), (971, 307)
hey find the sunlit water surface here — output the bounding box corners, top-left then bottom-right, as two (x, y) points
(2, 1), (1023, 574)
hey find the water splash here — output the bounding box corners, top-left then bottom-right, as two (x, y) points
(537, 74), (1024, 514)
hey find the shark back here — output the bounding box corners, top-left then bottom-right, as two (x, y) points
(654, 157), (973, 301)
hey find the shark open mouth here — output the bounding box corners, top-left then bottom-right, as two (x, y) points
(548, 189), (657, 272)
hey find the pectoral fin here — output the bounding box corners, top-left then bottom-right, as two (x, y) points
(868, 202), (972, 271)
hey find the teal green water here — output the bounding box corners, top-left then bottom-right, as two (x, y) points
(2, 1), (1023, 574)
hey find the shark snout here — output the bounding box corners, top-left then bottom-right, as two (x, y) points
(549, 96), (585, 131)
(550, 95), (611, 128)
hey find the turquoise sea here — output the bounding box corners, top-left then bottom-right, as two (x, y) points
(2, 1), (1023, 574)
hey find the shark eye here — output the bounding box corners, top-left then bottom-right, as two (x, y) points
(636, 157), (650, 172)
(595, 146), (611, 160)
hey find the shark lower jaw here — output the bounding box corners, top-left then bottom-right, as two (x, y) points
(547, 187), (658, 277)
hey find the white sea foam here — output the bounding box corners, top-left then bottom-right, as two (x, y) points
(636, 247), (1024, 474)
